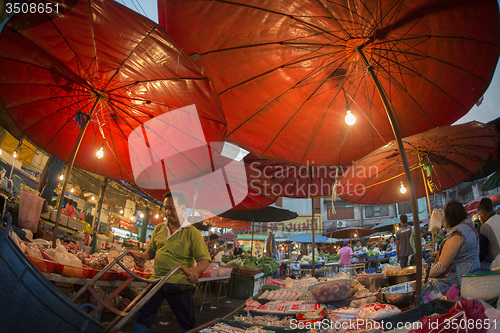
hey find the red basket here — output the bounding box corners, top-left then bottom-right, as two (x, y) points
(199, 271), (211, 278)
(141, 271), (153, 279)
(118, 271), (133, 280)
(90, 269), (119, 281)
(27, 256), (57, 274)
(58, 263), (92, 279)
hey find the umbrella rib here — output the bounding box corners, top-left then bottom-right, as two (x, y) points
(104, 25), (158, 90)
(219, 52), (332, 95)
(45, 7), (95, 87)
(19, 95), (92, 133)
(227, 51), (347, 138)
(208, 0), (346, 43)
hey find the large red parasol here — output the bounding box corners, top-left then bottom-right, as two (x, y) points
(0, 0), (227, 245)
(339, 122), (500, 204)
(160, 0), (500, 166)
(160, 0), (500, 296)
(0, 0), (226, 182)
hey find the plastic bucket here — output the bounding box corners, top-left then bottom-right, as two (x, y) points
(18, 189), (45, 234)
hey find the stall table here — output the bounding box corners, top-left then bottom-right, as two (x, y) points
(197, 275), (232, 311)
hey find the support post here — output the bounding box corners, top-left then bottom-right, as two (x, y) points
(53, 98), (101, 247)
(356, 47), (423, 297)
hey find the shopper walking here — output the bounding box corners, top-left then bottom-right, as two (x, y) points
(396, 214), (414, 268)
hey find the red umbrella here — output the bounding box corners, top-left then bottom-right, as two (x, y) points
(244, 154), (348, 198)
(0, 0), (226, 181)
(464, 195), (500, 215)
(160, 0), (499, 166)
(326, 227), (375, 239)
(338, 122), (500, 204)
(206, 218), (251, 230)
(0, 0), (227, 243)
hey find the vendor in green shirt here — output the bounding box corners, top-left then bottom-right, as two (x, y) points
(132, 191), (210, 333)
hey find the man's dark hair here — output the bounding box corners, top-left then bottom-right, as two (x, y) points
(444, 200), (468, 228)
(209, 233), (219, 241)
(478, 198), (493, 213)
(163, 191), (186, 206)
(400, 214), (408, 224)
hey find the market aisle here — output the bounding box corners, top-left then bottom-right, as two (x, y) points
(119, 289), (246, 332)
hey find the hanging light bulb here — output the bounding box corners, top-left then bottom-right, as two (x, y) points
(140, 213), (144, 218)
(96, 144), (104, 159)
(70, 188), (74, 193)
(345, 109), (356, 126)
(155, 213), (159, 219)
(354, 233), (357, 238)
(59, 174), (64, 181)
(400, 181), (407, 194)
(91, 195), (95, 201)
(13, 150), (17, 158)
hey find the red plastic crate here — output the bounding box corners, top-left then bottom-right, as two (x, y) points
(58, 263), (92, 279)
(27, 256), (57, 274)
(90, 269), (119, 281)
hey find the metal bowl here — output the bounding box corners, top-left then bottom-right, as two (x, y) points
(381, 281), (415, 306)
(386, 266), (417, 285)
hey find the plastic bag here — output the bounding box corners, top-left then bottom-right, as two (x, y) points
(54, 243), (82, 267)
(491, 254), (500, 271)
(26, 243), (42, 258)
(430, 208), (444, 234)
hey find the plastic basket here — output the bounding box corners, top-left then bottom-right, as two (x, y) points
(58, 263), (92, 279)
(90, 269), (119, 281)
(385, 251), (397, 258)
(27, 256), (57, 274)
(461, 270), (500, 301)
(141, 271), (153, 279)
(308, 279), (352, 303)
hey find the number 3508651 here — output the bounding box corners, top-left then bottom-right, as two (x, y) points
(5, 3), (59, 14)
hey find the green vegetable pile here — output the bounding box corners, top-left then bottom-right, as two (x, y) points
(220, 254), (280, 276)
(325, 254), (339, 263)
(365, 250), (378, 257)
(254, 256), (280, 276)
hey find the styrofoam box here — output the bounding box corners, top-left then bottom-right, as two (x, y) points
(67, 219), (84, 232)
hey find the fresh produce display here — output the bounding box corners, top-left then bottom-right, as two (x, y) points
(308, 279), (352, 303)
(325, 253), (340, 263)
(254, 256), (279, 276)
(232, 313), (293, 327)
(259, 289), (303, 301)
(259, 284), (283, 292)
(223, 255), (279, 276)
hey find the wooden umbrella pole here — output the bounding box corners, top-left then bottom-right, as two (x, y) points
(53, 97), (101, 248)
(251, 216), (255, 259)
(357, 47), (423, 297)
(91, 177), (109, 253)
(310, 168), (315, 277)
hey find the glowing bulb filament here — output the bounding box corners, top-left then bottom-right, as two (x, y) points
(70, 188), (74, 193)
(59, 174), (64, 181)
(140, 213), (144, 218)
(96, 146), (104, 159)
(400, 182), (407, 194)
(345, 110), (356, 126)
(120, 210), (124, 214)
(155, 213), (159, 219)
(13, 150), (17, 158)
(91, 196), (95, 201)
